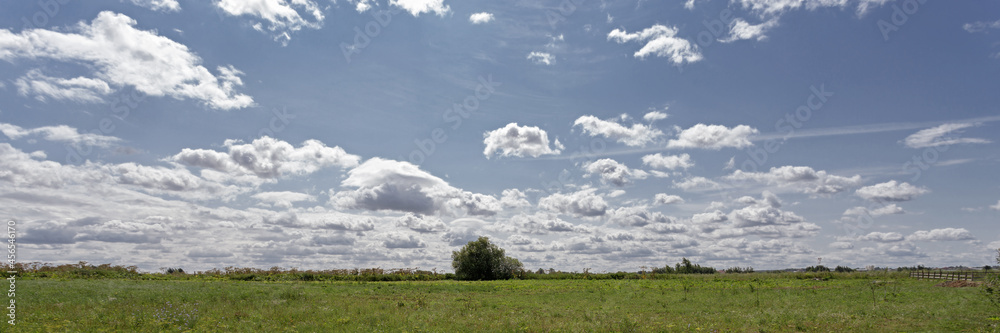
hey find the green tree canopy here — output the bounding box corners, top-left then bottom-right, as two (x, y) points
(451, 236), (523, 281)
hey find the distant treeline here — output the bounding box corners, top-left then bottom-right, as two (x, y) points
(4, 261), (974, 282)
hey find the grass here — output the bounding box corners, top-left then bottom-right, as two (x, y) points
(7, 273), (999, 332)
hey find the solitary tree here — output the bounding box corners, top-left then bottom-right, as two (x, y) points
(452, 236), (523, 280)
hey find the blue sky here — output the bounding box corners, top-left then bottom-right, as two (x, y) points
(1, 0), (999, 272)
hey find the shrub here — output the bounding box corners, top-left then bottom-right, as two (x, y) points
(805, 265), (831, 272)
(984, 248), (1000, 309)
(725, 266), (755, 274)
(451, 236), (523, 281)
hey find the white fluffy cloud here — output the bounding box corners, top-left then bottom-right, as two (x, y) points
(843, 203), (904, 217)
(725, 166), (863, 194)
(469, 12), (494, 24)
(483, 123), (563, 158)
(653, 193), (684, 205)
(855, 181), (929, 202)
(884, 242), (925, 257)
(216, 0), (323, 44)
(859, 231), (905, 243)
(539, 188), (608, 217)
(607, 205), (674, 227)
(390, 0), (451, 17)
(383, 233), (426, 248)
(991, 200), (1000, 211)
(582, 158), (645, 187)
(0, 12), (253, 109)
(607, 25), (702, 65)
(251, 191), (316, 208)
(673, 176), (720, 191)
(667, 124), (758, 149)
(128, 0), (181, 12)
(348, 0), (375, 12)
(692, 192), (819, 240)
(728, 192), (804, 228)
(643, 111), (669, 122)
(829, 241), (854, 249)
(903, 123), (991, 149)
(0, 122), (121, 148)
(15, 69), (113, 103)
(642, 153), (693, 170)
(908, 228), (975, 242)
(719, 18), (779, 43)
(397, 213), (446, 233)
(331, 158), (500, 216)
(573, 115), (663, 147)
(500, 189), (531, 208)
(172, 136), (360, 179)
(527, 51), (555, 65)
(510, 213), (589, 234)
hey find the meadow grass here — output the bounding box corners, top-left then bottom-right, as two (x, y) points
(8, 274), (999, 332)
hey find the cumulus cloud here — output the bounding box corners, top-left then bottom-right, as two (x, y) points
(829, 241), (854, 249)
(667, 124), (758, 149)
(728, 192), (804, 227)
(582, 158), (645, 187)
(390, 0), (451, 17)
(500, 189), (531, 208)
(725, 166), (863, 194)
(719, 18), (779, 43)
(0, 122), (121, 148)
(908, 228), (975, 242)
(859, 231), (905, 243)
(14, 69), (113, 103)
(251, 191), (316, 208)
(216, 0), (324, 44)
(483, 123), (563, 158)
(884, 242), (925, 257)
(128, 0), (181, 12)
(469, 12), (494, 24)
(331, 158), (500, 216)
(642, 153), (693, 170)
(527, 51), (555, 65)
(855, 180), (929, 202)
(644, 222), (688, 234)
(607, 205), (674, 227)
(643, 111), (668, 122)
(0, 12), (253, 109)
(684, 0), (706, 10)
(675, 177), (720, 192)
(309, 214), (376, 231)
(539, 188), (608, 217)
(397, 213), (446, 233)
(690, 192), (819, 240)
(109, 162), (245, 200)
(573, 115), (663, 147)
(383, 233), (426, 248)
(991, 200), (1000, 211)
(607, 24), (702, 65)
(843, 203), (904, 217)
(172, 136), (360, 179)
(510, 213), (589, 234)
(903, 123), (991, 149)
(653, 193), (684, 205)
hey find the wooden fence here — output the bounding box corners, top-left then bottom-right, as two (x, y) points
(909, 271), (989, 281)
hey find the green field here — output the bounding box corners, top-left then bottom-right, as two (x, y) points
(7, 274), (999, 332)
